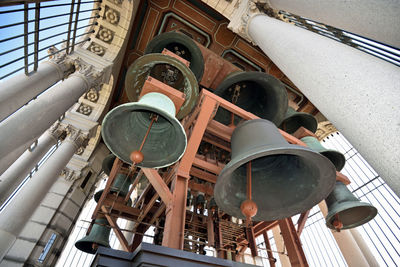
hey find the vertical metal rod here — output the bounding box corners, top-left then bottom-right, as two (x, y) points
(70, 0), (81, 53)
(24, 3), (29, 75)
(33, 1), (40, 71)
(66, 0), (75, 54)
(247, 161), (252, 200)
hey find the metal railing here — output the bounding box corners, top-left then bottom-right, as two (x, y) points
(0, 0), (101, 80)
(278, 10), (400, 67)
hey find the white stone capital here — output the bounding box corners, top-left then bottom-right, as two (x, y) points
(65, 125), (89, 149)
(72, 58), (104, 90)
(47, 122), (67, 141)
(44, 46), (74, 79)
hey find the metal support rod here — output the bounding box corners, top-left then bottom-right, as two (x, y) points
(0, 1), (100, 14)
(33, 1), (40, 71)
(70, 0), (81, 53)
(24, 2), (28, 75)
(66, 0), (75, 54)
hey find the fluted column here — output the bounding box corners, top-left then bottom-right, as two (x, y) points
(0, 123), (66, 206)
(0, 51), (74, 121)
(0, 60), (103, 160)
(267, 0), (400, 48)
(0, 127), (88, 262)
(228, 1), (400, 196)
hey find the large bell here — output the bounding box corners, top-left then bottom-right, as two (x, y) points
(301, 136), (346, 171)
(279, 107), (318, 134)
(325, 181), (377, 230)
(102, 92), (187, 168)
(125, 53), (198, 119)
(145, 31), (204, 81)
(75, 217), (111, 254)
(94, 154), (133, 201)
(214, 119), (336, 221)
(213, 71), (288, 126)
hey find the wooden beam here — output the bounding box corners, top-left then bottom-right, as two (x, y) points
(193, 155), (224, 174)
(188, 180), (214, 195)
(246, 226), (258, 257)
(278, 218), (308, 267)
(263, 231), (276, 267)
(190, 167), (217, 183)
(297, 210), (310, 235)
(102, 206), (129, 251)
(142, 168), (173, 206)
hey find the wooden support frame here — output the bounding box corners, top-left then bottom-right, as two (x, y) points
(263, 231), (276, 267)
(278, 218), (308, 267)
(297, 210), (311, 235)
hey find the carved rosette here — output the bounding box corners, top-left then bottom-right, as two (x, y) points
(77, 103), (93, 116)
(97, 26), (114, 43)
(85, 88), (99, 102)
(87, 42), (106, 56)
(104, 6), (120, 25)
(316, 121), (338, 140)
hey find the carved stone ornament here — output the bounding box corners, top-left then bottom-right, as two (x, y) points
(61, 168), (77, 181)
(75, 146), (85, 155)
(77, 103), (93, 116)
(109, 0), (122, 5)
(97, 26), (114, 43)
(104, 6), (120, 25)
(66, 126), (89, 149)
(87, 42), (106, 56)
(48, 122), (67, 140)
(47, 46), (74, 77)
(316, 121), (338, 140)
(73, 58), (104, 89)
(227, 0), (263, 43)
(86, 88), (99, 102)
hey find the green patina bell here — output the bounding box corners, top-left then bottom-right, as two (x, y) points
(214, 119), (336, 221)
(196, 194), (205, 208)
(145, 31), (204, 81)
(213, 72), (288, 126)
(326, 181), (377, 230)
(102, 92), (187, 168)
(186, 190), (192, 207)
(279, 107), (318, 134)
(300, 136), (346, 171)
(124, 53), (198, 119)
(208, 197), (217, 210)
(75, 217), (111, 254)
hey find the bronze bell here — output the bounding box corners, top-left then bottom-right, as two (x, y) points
(279, 107), (318, 134)
(124, 53), (198, 119)
(94, 154), (132, 200)
(196, 194), (205, 209)
(326, 181), (377, 230)
(102, 92), (187, 168)
(301, 136), (346, 171)
(145, 31), (205, 81)
(213, 72), (288, 126)
(214, 119), (336, 221)
(75, 217), (111, 254)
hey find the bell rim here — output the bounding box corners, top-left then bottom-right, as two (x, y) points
(102, 154), (116, 176)
(75, 238), (111, 254)
(124, 53), (199, 119)
(215, 143), (337, 221)
(101, 102), (187, 169)
(326, 201), (377, 230)
(214, 71), (288, 126)
(280, 112), (318, 134)
(144, 31), (205, 81)
(321, 150), (346, 171)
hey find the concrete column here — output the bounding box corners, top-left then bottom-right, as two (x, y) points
(0, 129), (87, 262)
(268, 0), (400, 48)
(350, 228), (379, 267)
(0, 56), (74, 121)
(0, 137), (37, 176)
(0, 123), (66, 206)
(272, 226), (290, 267)
(0, 64), (102, 160)
(243, 13), (400, 197)
(318, 202), (369, 266)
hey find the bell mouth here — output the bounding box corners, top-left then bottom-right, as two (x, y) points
(75, 239), (110, 254)
(102, 154), (116, 176)
(102, 102), (187, 169)
(326, 202), (377, 230)
(215, 144), (336, 221)
(280, 113), (318, 134)
(321, 150), (346, 171)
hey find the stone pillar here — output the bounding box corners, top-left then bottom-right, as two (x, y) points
(0, 52), (74, 121)
(318, 202), (369, 266)
(350, 228), (379, 267)
(0, 127), (88, 262)
(0, 123), (66, 206)
(0, 60), (103, 160)
(0, 137), (37, 176)
(228, 2), (400, 196)
(267, 0), (400, 48)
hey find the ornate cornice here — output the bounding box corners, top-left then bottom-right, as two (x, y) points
(72, 58), (104, 90)
(316, 121), (338, 140)
(47, 122), (67, 141)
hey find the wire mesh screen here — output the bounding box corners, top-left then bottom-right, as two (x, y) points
(0, 0), (100, 80)
(323, 132), (400, 266)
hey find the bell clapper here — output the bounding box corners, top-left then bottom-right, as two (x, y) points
(129, 114), (159, 166)
(91, 242), (99, 251)
(332, 214), (343, 232)
(241, 161), (258, 227)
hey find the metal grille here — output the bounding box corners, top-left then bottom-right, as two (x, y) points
(323, 132), (400, 266)
(0, 0), (100, 80)
(278, 10), (400, 67)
